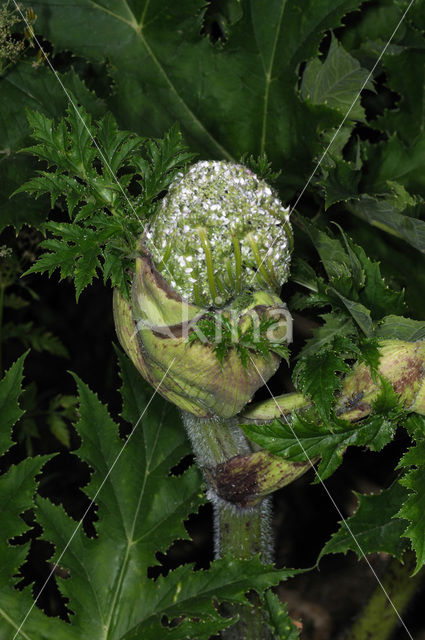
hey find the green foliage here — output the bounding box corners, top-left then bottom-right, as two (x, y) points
(291, 225), (405, 419)
(318, 482), (410, 562)
(16, 106), (194, 299)
(0, 61), (106, 232)
(0, 353), (299, 639)
(294, 223), (406, 325)
(395, 415), (425, 574)
(293, 349), (350, 422)
(243, 380), (403, 482)
(0, 353), (26, 456)
(0, 354), (67, 640)
(2, 0), (425, 635)
(264, 591), (300, 640)
(15, 0), (365, 200)
(300, 33), (373, 122)
(2, 321), (68, 357)
(318, 413), (425, 574)
(375, 315), (425, 342)
(239, 152), (281, 184)
(188, 313), (289, 368)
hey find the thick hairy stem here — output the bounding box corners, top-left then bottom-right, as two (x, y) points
(181, 411), (276, 640)
(346, 553), (423, 640)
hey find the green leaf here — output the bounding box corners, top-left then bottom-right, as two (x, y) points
(294, 350), (349, 421)
(350, 190), (425, 254)
(0, 457), (50, 588)
(34, 363), (202, 635)
(306, 225), (351, 281)
(374, 47), (425, 143)
(19, 0), (363, 199)
(264, 591), (300, 639)
(243, 401), (397, 482)
(340, 0), (414, 56)
(364, 134), (425, 197)
(121, 556), (300, 639)
(376, 316), (425, 342)
(301, 224), (405, 334)
(296, 313), (356, 358)
(0, 357), (67, 639)
(320, 157), (361, 208)
(0, 61), (104, 231)
(319, 482), (410, 562)
(329, 288), (374, 336)
(345, 240), (406, 321)
(396, 436), (425, 574)
(0, 455), (72, 640)
(2, 322), (69, 357)
(301, 34), (373, 122)
(0, 353), (27, 455)
(397, 466), (425, 575)
(403, 414), (425, 442)
(20, 106), (192, 298)
(13, 353), (299, 638)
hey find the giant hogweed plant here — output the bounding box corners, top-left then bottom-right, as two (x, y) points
(2, 1), (425, 639)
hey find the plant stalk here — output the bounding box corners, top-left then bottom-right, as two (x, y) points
(346, 552), (423, 640)
(181, 411), (276, 640)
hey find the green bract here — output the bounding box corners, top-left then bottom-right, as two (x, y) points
(114, 252), (292, 418)
(146, 161), (293, 307)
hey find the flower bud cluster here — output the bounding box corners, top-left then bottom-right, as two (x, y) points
(145, 161), (292, 307)
(114, 160), (294, 418)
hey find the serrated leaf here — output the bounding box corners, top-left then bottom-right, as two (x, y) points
(0, 357), (64, 637)
(319, 482), (410, 562)
(121, 556), (300, 639)
(320, 157), (361, 208)
(243, 407), (396, 482)
(294, 351), (349, 421)
(298, 313), (356, 358)
(396, 434), (425, 574)
(349, 241), (406, 320)
(402, 414), (425, 442)
(0, 61), (104, 231)
(0, 454), (69, 640)
(301, 34), (373, 122)
(264, 591), (300, 639)
(73, 241), (102, 300)
(2, 322), (69, 357)
(306, 225), (351, 281)
(330, 288), (373, 336)
(19, 0), (363, 199)
(364, 134), (425, 197)
(0, 354), (27, 455)
(0, 457), (50, 588)
(374, 47), (425, 143)
(304, 224), (405, 326)
(30, 360), (202, 638)
(397, 465), (425, 574)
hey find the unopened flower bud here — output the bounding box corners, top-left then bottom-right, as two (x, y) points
(114, 161), (293, 418)
(145, 160), (292, 307)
